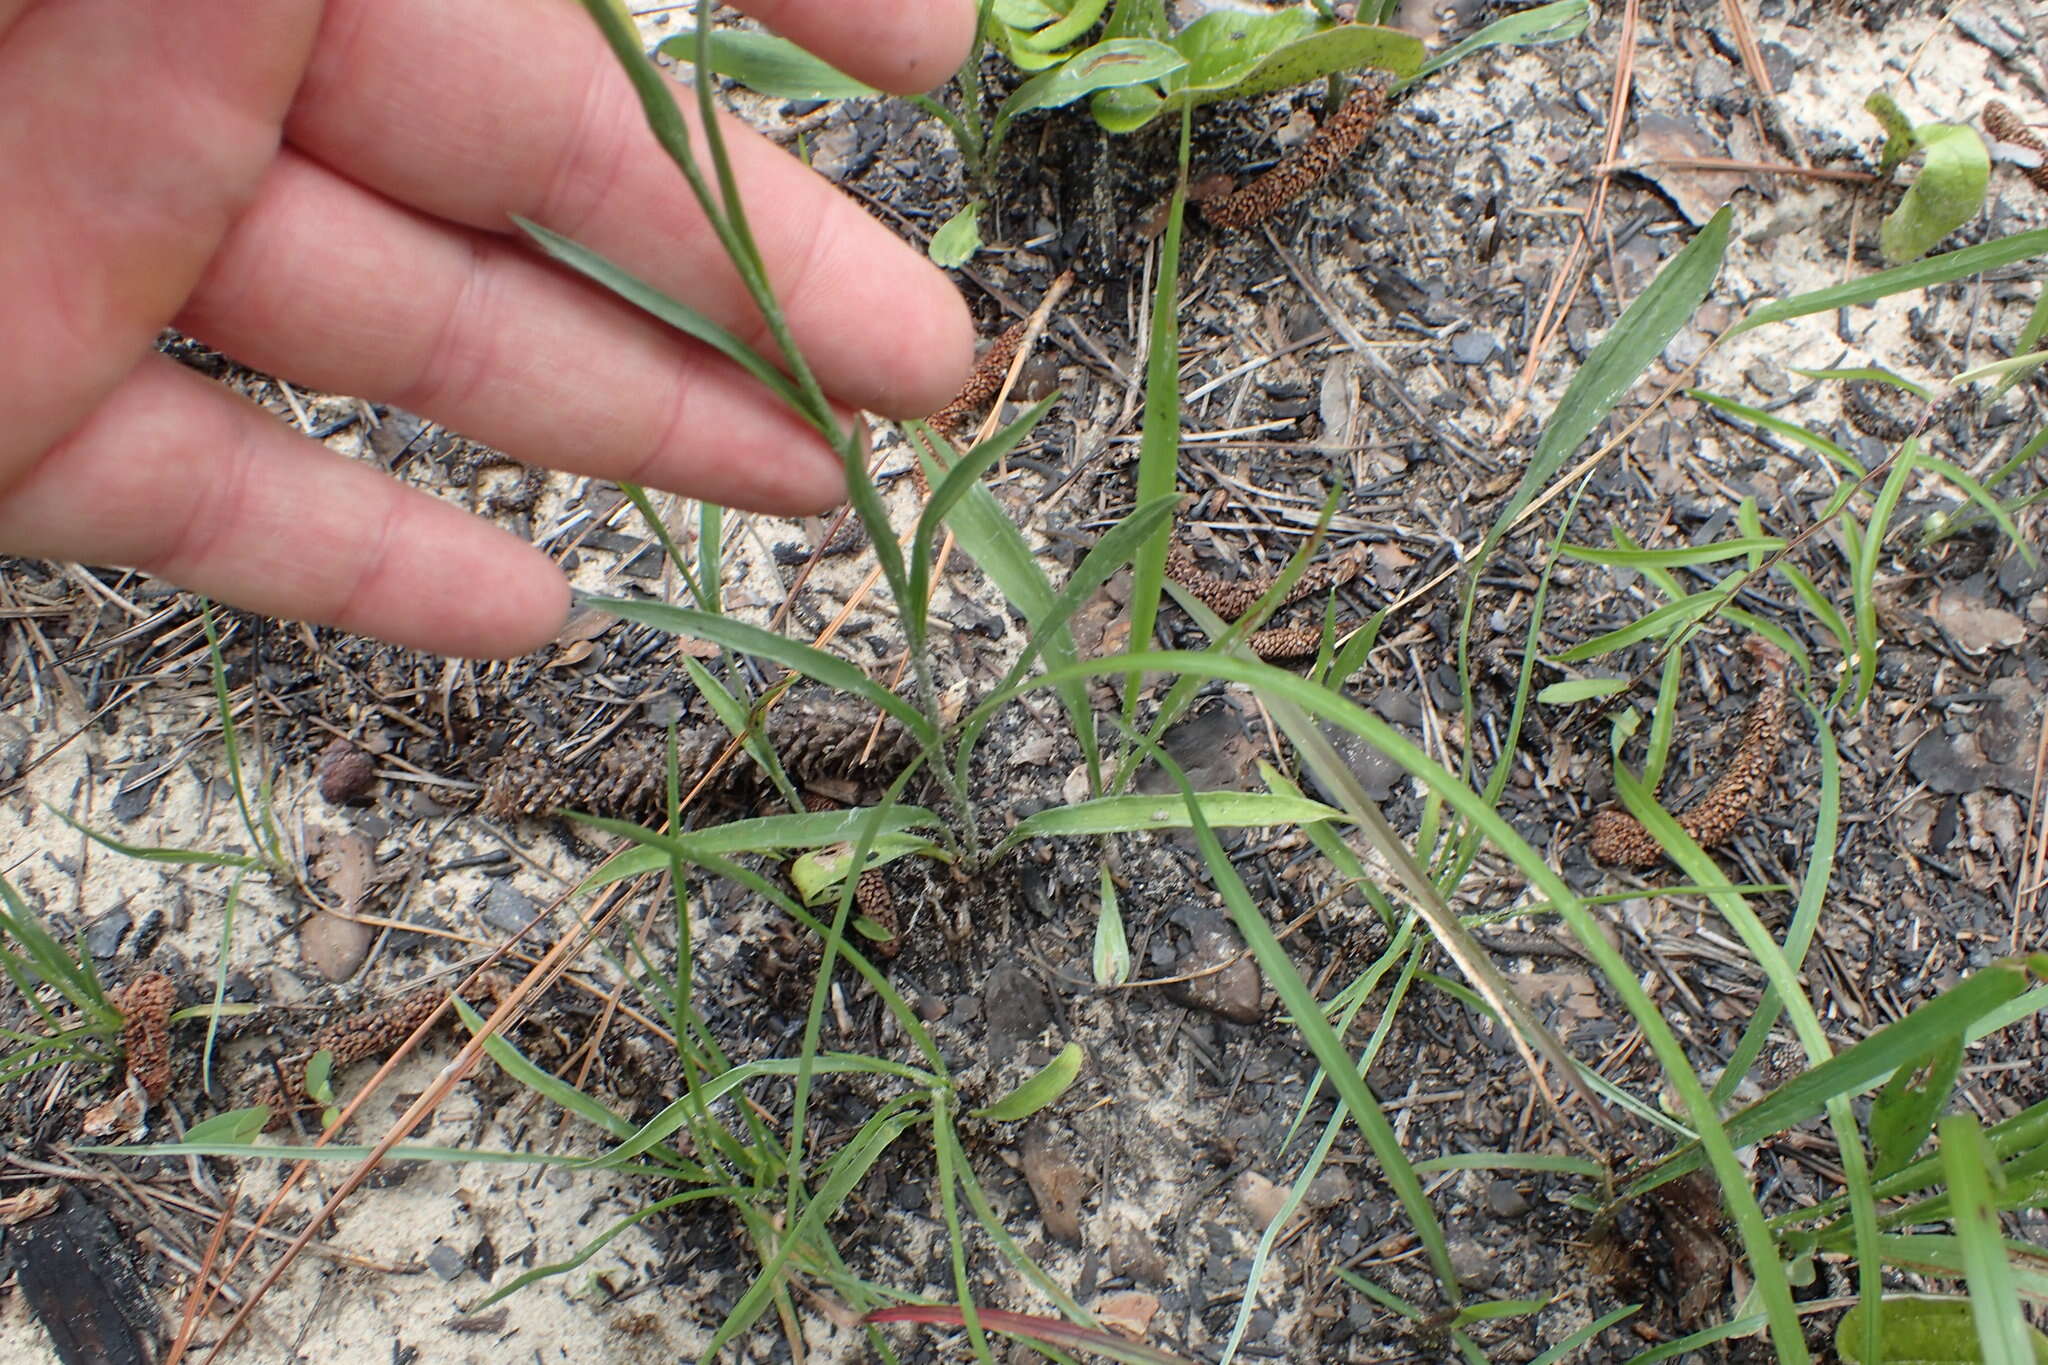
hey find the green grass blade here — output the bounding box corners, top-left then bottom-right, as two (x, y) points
(1122, 106), (1192, 737)
(1728, 227), (2048, 337)
(1132, 729), (1463, 1307)
(513, 217), (812, 426)
(908, 396), (1058, 635)
(1630, 955), (2044, 1195)
(701, 1101), (925, 1361)
(1942, 1115), (2036, 1364)
(990, 790), (1343, 856)
(1492, 207), (1730, 545)
(584, 597), (938, 751)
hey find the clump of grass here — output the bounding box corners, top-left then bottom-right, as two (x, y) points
(53, 5), (2048, 1364)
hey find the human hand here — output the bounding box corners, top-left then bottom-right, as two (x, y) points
(0, 0), (976, 657)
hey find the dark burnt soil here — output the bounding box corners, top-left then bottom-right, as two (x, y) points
(5, 1), (2047, 1362)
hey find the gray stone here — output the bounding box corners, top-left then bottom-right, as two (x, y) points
(1449, 330), (1499, 365)
(1486, 1178), (1532, 1219)
(425, 1243), (468, 1282)
(1165, 919), (1265, 1024)
(480, 880), (544, 938)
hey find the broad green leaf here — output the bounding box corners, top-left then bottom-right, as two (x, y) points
(1092, 15), (1421, 132)
(788, 834), (939, 905)
(1103, 0), (1167, 40)
(303, 1048), (335, 1103)
(655, 29), (879, 101)
(995, 0), (1064, 27)
(1882, 124), (1990, 264)
(1201, 21), (1420, 102)
(975, 1041), (1084, 1120)
(998, 36), (1184, 121)
(1017, 0), (1108, 51)
(928, 201), (984, 267)
(1837, 1296), (2048, 1364)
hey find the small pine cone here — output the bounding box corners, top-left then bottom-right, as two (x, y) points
(1248, 624), (1327, 660)
(114, 972), (177, 1102)
(766, 694), (920, 783)
(1984, 102), (2048, 195)
(316, 738), (377, 805)
(1586, 807), (1667, 868)
(927, 321), (1029, 439)
(480, 729), (729, 824)
(1587, 677), (1789, 867)
(1166, 543), (1263, 619)
(855, 868), (900, 960)
(1675, 679), (1787, 851)
(1197, 77), (1392, 231)
(252, 975), (512, 1126)
(1277, 546), (1365, 608)
(1167, 542), (1363, 620)
(1841, 380), (1919, 442)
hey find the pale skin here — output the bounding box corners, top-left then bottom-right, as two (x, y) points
(0, 0), (978, 658)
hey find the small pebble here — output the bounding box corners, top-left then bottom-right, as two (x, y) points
(316, 739), (377, 805)
(425, 1243), (468, 1282)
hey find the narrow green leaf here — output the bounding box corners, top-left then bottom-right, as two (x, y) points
(513, 218), (813, 424)
(1729, 228), (2048, 337)
(1943, 1115), (2039, 1364)
(1535, 678), (1627, 705)
(1560, 535), (1784, 568)
(1093, 864), (1130, 986)
(992, 790), (1344, 856)
(1554, 588), (1729, 662)
(975, 1041), (1084, 1120)
(655, 28), (880, 100)
(1501, 206), (1730, 535)
(583, 596), (938, 752)
(1628, 957), (2038, 1195)
(1409, 0), (1588, 88)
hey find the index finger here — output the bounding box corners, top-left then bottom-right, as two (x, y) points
(731, 0), (977, 94)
